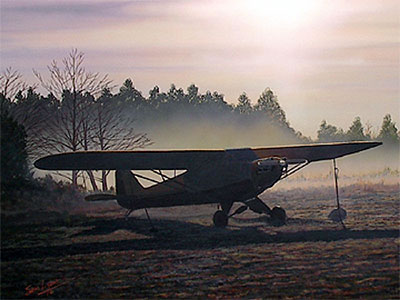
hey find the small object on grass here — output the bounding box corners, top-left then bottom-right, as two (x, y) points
(328, 208), (347, 222)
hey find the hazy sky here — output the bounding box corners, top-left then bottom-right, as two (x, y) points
(1, 0), (399, 137)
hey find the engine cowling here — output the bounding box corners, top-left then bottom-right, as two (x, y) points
(251, 157), (287, 192)
(255, 157), (288, 173)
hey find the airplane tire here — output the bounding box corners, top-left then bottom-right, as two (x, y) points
(271, 206), (286, 226)
(213, 210), (228, 228)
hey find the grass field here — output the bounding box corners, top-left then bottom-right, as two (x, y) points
(1, 183), (399, 298)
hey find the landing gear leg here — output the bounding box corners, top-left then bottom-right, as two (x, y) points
(213, 200), (233, 228)
(125, 209), (133, 220)
(245, 197), (286, 226)
(144, 208), (157, 232)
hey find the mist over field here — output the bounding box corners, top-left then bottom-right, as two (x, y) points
(140, 115), (303, 150)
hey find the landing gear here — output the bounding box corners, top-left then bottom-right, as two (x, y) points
(213, 210), (228, 228)
(245, 197), (286, 226)
(270, 206), (286, 226)
(144, 208), (157, 232)
(213, 200), (233, 228)
(125, 209), (133, 219)
(212, 199), (287, 228)
(213, 204), (248, 228)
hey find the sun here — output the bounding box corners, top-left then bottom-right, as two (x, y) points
(241, 0), (322, 30)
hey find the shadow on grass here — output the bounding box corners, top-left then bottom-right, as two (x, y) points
(232, 215), (329, 225)
(2, 216), (399, 261)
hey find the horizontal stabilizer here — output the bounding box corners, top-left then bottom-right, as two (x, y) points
(85, 194), (116, 202)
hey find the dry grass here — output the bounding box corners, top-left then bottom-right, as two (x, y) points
(1, 182), (399, 299)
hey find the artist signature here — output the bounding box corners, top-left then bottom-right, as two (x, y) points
(25, 279), (65, 297)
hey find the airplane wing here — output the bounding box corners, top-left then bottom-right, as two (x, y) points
(34, 150), (226, 170)
(34, 141), (381, 171)
(251, 141), (382, 162)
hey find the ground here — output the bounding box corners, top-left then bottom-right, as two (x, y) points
(1, 183), (399, 299)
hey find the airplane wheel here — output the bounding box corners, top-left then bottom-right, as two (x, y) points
(271, 206), (286, 226)
(213, 210), (228, 228)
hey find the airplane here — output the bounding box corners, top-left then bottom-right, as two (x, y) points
(34, 141), (381, 228)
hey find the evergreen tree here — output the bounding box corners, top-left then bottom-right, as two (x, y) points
(118, 78), (146, 109)
(378, 114), (399, 145)
(254, 88), (286, 124)
(201, 90), (214, 105)
(235, 92), (252, 114)
(211, 91), (229, 111)
(1, 106), (30, 199)
(148, 85), (166, 108)
(346, 117), (366, 141)
(187, 84), (200, 106)
(317, 120), (346, 142)
(166, 84), (186, 105)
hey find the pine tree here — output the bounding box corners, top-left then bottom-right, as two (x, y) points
(254, 88), (286, 124)
(346, 117), (366, 141)
(317, 120), (346, 142)
(378, 114), (399, 145)
(235, 92), (252, 114)
(118, 78), (146, 109)
(1, 105), (30, 199)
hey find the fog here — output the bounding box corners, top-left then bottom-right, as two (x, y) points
(141, 118), (302, 150)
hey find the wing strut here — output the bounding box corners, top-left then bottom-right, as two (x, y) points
(333, 159), (346, 230)
(280, 160), (309, 180)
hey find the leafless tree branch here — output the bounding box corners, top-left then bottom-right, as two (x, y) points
(0, 67), (36, 100)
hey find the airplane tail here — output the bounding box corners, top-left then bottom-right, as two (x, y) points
(84, 170), (144, 202)
(116, 170), (145, 196)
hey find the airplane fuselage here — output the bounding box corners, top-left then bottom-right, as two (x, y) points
(116, 157), (285, 210)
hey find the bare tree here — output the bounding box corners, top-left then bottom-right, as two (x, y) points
(78, 93), (99, 191)
(92, 90), (152, 190)
(0, 67), (33, 100)
(33, 49), (113, 188)
(33, 49), (113, 98)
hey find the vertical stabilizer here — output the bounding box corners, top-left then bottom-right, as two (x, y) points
(116, 170), (145, 195)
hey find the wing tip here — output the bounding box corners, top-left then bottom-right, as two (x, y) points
(362, 141), (382, 149)
(34, 157), (48, 170)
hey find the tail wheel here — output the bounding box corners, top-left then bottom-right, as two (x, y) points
(213, 210), (228, 228)
(271, 206), (286, 226)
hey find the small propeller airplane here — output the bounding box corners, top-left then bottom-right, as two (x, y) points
(34, 141), (381, 228)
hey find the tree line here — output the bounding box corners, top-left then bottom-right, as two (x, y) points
(1, 49), (398, 198)
(317, 115), (398, 145)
